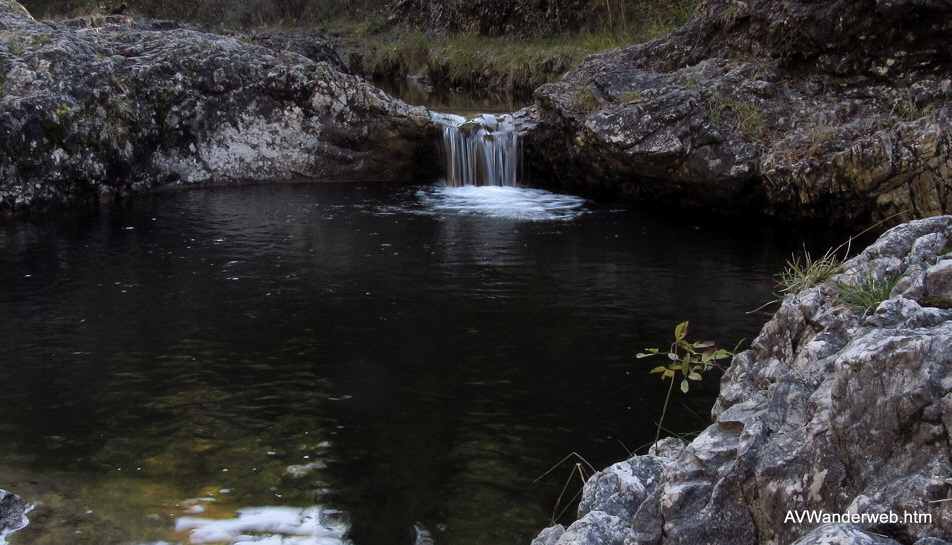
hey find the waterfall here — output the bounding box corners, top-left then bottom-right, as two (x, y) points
(434, 113), (521, 187)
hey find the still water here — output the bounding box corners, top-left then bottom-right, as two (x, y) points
(0, 182), (791, 545)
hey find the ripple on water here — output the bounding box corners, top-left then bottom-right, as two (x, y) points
(408, 185), (587, 221)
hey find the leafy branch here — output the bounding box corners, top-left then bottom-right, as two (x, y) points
(637, 321), (733, 445)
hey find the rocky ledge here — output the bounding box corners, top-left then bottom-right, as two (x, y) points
(0, 489), (28, 542)
(522, 0), (952, 227)
(533, 215), (952, 545)
(0, 1), (437, 212)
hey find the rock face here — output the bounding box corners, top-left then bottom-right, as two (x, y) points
(523, 0), (952, 226)
(0, 2), (438, 212)
(0, 489), (28, 538)
(532, 215), (952, 545)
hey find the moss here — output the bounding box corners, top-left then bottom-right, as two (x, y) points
(940, 242), (952, 256)
(705, 93), (765, 142)
(918, 296), (952, 310)
(615, 90), (644, 104)
(573, 86), (602, 114)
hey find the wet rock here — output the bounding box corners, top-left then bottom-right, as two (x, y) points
(0, 2), (439, 213)
(0, 489), (28, 535)
(523, 0), (952, 227)
(532, 216), (952, 544)
(791, 524), (902, 545)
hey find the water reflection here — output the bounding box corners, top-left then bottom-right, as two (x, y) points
(0, 182), (797, 545)
(176, 506), (347, 545)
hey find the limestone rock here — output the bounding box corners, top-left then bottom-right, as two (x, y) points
(532, 216), (952, 544)
(522, 0), (952, 227)
(0, 2), (438, 212)
(0, 489), (28, 536)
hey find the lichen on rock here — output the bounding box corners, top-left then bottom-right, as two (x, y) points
(0, 1), (438, 212)
(522, 0), (952, 227)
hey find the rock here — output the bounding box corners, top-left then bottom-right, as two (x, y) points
(240, 29), (347, 72)
(531, 524), (565, 545)
(790, 524), (902, 545)
(532, 216), (952, 544)
(0, 489), (28, 535)
(0, 2), (439, 213)
(522, 0), (952, 227)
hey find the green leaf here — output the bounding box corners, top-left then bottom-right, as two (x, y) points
(667, 352), (677, 361)
(694, 340), (715, 349)
(680, 379), (689, 393)
(662, 370), (674, 379)
(714, 349), (733, 360)
(635, 352), (653, 358)
(681, 356), (690, 375)
(688, 372), (702, 380)
(649, 366), (667, 374)
(675, 321), (688, 341)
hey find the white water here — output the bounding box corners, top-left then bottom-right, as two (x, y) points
(425, 112), (586, 220)
(415, 185), (586, 221)
(434, 113), (521, 187)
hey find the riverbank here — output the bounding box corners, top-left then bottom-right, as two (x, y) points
(0, 1), (437, 213)
(535, 215), (952, 545)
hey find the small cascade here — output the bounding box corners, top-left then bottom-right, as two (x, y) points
(434, 113), (521, 187)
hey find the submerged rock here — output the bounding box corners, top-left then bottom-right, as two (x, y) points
(523, 0), (952, 227)
(0, 2), (438, 212)
(534, 216), (952, 544)
(0, 489), (28, 538)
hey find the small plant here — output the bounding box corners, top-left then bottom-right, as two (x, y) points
(615, 90), (644, 105)
(4, 33), (24, 56)
(776, 247), (843, 295)
(574, 86), (602, 114)
(705, 93), (765, 141)
(637, 321), (732, 444)
(835, 267), (902, 314)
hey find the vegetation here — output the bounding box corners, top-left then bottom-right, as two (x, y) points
(637, 321), (732, 444)
(574, 86), (603, 113)
(835, 267), (902, 314)
(705, 93), (765, 142)
(19, 0), (700, 96)
(775, 247), (843, 295)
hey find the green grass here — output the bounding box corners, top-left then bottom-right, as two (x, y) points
(352, 28), (621, 95)
(835, 268), (901, 314)
(776, 248), (843, 295)
(340, 0), (700, 95)
(706, 93), (765, 142)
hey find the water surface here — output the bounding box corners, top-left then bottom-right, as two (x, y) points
(0, 182), (791, 545)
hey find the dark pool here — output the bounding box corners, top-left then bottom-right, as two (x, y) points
(0, 181), (794, 545)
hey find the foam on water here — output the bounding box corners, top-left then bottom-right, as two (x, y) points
(175, 506), (348, 545)
(415, 185), (587, 221)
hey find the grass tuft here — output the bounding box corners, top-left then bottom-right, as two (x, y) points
(835, 268), (901, 314)
(776, 248), (842, 295)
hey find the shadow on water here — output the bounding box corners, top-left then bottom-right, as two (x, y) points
(0, 181), (826, 545)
